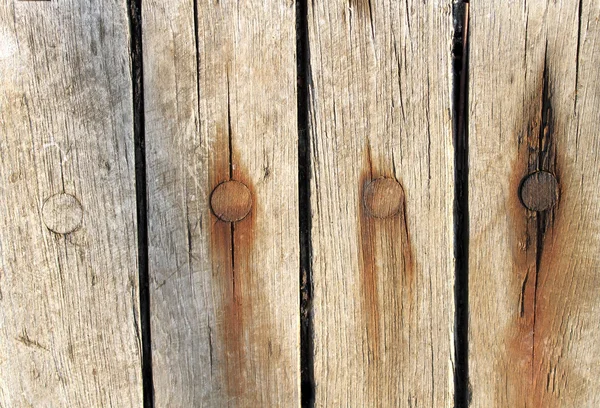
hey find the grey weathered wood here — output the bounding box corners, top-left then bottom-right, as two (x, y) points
(143, 0), (300, 406)
(307, 0), (456, 405)
(469, 0), (600, 406)
(0, 1), (142, 405)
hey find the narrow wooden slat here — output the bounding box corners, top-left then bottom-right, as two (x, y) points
(0, 1), (142, 405)
(307, 0), (455, 405)
(143, 0), (300, 405)
(469, 1), (600, 406)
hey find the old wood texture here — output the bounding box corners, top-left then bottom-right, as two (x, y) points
(469, 0), (600, 406)
(307, 0), (456, 405)
(0, 0), (142, 406)
(143, 0), (299, 406)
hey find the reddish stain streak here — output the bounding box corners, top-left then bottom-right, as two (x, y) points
(358, 177), (380, 359)
(505, 61), (570, 406)
(506, 97), (546, 407)
(357, 149), (414, 362)
(210, 208), (243, 397)
(508, 165), (566, 406)
(209, 134), (257, 399)
(507, 156), (538, 375)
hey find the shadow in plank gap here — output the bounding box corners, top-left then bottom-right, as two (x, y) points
(127, 0), (154, 406)
(452, 1), (470, 407)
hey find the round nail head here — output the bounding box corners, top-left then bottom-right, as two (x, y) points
(42, 193), (84, 234)
(210, 180), (252, 222)
(363, 177), (405, 218)
(520, 171), (559, 212)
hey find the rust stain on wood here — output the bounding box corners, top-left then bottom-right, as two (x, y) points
(506, 54), (571, 406)
(358, 169), (381, 359)
(357, 147), (414, 362)
(210, 123), (258, 398)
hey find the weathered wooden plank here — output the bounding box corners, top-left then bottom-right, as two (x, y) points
(469, 1), (600, 406)
(307, 0), (455, 405)
(0, 1), (142, 406)
(143, 0), (300, 406)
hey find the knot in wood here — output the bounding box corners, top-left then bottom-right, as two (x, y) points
(363, 177), (405, 219)
(519, 171), (559, 212)
(42, 193), (83, 234)
(210, 180), (252, 222)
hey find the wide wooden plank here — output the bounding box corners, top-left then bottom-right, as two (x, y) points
(0, 1), (142, 406)
(469, 1), (600, 406)
(143, 0), (300, 406)
(307, 0), (455, 405)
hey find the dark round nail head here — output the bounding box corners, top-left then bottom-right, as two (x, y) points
(519, 171), (559, 212)
(210, 180), (252, 222)
(363, 177), (405, 219)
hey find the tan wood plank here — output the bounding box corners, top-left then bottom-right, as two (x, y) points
(0, 1), (142, 406)
(468, 0), (600, 406)
(307, 1), (456, 405)
(143, 0), (300, 406)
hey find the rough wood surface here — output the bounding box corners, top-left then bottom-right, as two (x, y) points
(468, 1), (600, 406)
(143, 0), (300, 406)
(307, 0), (456, 405)
(0, 1), (142, 406)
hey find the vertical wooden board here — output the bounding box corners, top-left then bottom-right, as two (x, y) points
(0, 1), (142, 406)
(143, 0), (299, 406)
(307, 0), (455, 406)
(469, 0), (600, 406)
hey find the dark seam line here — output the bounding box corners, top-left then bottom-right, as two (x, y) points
(297, 0), (315, 406)
(574, 0), (583, 113)
(532, 43), (551, 388)
(127, 0), (154, 406)
(452, 1), (470, 407)
(192, 0), (201, 133)
(227, 70), (233, 180)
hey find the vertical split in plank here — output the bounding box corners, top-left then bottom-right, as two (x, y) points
(0, 1), (142, 406)
(307, 0), (456, 405)
(469, 0), (600, 406)
(143, 0), (300, 406)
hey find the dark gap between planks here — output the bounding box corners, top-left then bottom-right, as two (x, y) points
(127, 0), (154, 406)
(452, 1), (470, 407)
(297, 0), (315, 406)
